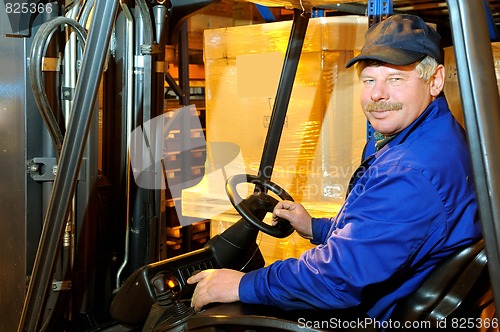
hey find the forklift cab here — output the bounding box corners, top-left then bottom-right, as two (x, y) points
(109, 1), (500, 330)
(110, 180), (493, 331)
(7, 0), (500, 331)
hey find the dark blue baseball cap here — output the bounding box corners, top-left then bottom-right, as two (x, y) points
(346, 14), (443, 68)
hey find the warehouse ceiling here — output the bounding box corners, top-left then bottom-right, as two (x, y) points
(331, 0), (500, 46)
(243, 0), (500, 46)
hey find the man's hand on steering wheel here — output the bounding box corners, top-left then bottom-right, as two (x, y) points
(273, 200), (313, 240)
(188, 175), (315, 312)
(226, 174), (296, 238)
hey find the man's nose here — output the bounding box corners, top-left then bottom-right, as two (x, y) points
(371, 81), (389, 101)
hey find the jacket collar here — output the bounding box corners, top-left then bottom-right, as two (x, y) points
(363, 96), (449, 159)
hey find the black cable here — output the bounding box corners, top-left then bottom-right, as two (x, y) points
(29, 16), (87, 159)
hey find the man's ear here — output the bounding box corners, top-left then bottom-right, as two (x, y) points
(430, 64), (445, 97)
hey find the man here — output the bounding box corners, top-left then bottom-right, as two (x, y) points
(187, 14), (482, 322)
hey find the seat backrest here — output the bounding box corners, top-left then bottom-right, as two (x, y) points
(391, 239), (493, 325)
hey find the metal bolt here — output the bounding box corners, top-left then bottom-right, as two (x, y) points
(29, 164), (39, 173)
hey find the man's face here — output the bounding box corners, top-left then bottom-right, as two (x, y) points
(359, 63), (434, 136)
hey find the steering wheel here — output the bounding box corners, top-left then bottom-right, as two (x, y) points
(225, 174), (294, 238)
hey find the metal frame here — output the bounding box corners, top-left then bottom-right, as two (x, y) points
(258, 8), (310, 182)
(17, 1), (120, 330)
(447, 0), (500, 318)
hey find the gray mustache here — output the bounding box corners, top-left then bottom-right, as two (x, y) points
(365, 102), (403, 112)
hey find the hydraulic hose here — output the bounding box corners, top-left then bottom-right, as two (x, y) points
(29, 17), (87, 159)
(137, 0), (154, 45)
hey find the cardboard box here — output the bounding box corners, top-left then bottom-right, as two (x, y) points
(444, 42), (500, 127)
(187, 0), (269, 50)
(183, 16), (369, 262)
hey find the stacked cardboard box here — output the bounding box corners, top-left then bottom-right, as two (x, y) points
(443, 42), (500, 127)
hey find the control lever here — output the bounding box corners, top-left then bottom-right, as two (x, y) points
(142, 273), (194, 332)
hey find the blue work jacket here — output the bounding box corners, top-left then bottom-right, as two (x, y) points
(239, 96), (482, 321)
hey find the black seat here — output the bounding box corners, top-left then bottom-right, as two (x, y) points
(391, 239), (495, 328)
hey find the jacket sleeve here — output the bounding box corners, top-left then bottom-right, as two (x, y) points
(310, 217), (334, 245)
(238, 165), (449, 311)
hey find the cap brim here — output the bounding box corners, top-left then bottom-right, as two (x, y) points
(346, 46), (427, 68)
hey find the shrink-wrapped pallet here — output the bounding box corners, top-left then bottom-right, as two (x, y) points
(183, 16), (369, 263)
